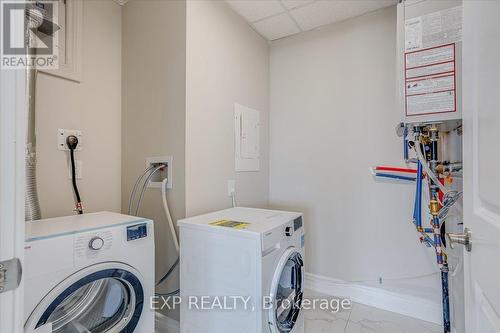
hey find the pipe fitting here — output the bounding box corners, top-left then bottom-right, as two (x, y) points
(429, 200), (440, 216)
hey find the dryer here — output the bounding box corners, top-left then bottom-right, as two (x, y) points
(24, 212), (155, 333)
(178, 207), (305, 333)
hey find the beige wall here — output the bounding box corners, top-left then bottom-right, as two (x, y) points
(36, 0), (122, 218)
(185, 0), (270, 216)
(121, 0), (186, 319)
(269, 6), (441, 301)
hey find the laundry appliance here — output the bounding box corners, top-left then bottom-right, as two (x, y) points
(178, 207), (305, 333)
(24, 212), (155, 332)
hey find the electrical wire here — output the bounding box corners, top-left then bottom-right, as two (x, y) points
(68, 142), (83, 214)
(69, 148), (82, 214)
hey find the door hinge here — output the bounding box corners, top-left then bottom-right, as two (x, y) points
(0, 258), (22, 293)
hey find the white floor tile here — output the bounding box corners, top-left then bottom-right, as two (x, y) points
(344, 302), (443, 333)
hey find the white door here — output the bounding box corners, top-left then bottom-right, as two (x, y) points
(0, 64), (26, 330)
(462, 1), (500, 332)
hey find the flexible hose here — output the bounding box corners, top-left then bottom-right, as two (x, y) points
(128, 165), (155, 215)
(25, 153), (41, 221)
(25, 69), (42, 221)
(156, 258), (179, 287)
(129, 166), (180, 294)
(414, 142), (449, 194)
(161, 178), (179, 252)
(135, 165), (165, 216)
(155, 289), (180, 297)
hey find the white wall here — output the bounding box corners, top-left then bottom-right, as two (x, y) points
(269, 6), (440, 300)
(185, 0), (270, 216)
(122, 0), (186, 320)
(36, 0), (122, 218)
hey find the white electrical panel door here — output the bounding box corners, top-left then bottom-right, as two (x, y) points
(234, 104), (260, 172)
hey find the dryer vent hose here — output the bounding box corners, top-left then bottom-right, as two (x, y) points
(25, 152), (41, 221)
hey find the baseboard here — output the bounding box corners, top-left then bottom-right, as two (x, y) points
(155, 311), (180, 333)
(305, 272), (442, 325)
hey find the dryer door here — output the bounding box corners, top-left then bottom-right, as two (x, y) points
(25, 263), (144, 333)
(269, 248), (304, 333)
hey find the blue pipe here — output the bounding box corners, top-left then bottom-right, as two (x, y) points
(442, 270), (451, 332)
(374, 173), (416, 182)
(413, 161), (423, 228)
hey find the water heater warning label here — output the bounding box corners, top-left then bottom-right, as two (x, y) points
(405, 6), (462, 52)
(405, 44), (456, 117)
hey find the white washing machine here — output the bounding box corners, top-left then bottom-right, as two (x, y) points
(178, 207), (305, 333)
(24, 212), (155, 333)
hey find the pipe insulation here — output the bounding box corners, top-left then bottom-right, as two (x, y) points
(25, 69), (41, 221)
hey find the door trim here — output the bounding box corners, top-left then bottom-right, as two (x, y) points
(0, 40), (27, 333)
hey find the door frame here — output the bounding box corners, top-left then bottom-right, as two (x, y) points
(0, 54), (26, 333)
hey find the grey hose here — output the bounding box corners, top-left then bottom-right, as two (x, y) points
(135, 165), (165, 216)
(128, 165), (155, 215)
(25, 69), (41, 221)
(25, 153), (41, 220)
(155, 289), (180, 297)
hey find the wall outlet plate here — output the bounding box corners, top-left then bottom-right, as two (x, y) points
(58, 129), (83, 151)
(227, 179), (235, 197)
(145, 156), (173, 189)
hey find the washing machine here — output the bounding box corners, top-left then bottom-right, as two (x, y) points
(178, 207), (305, 333)
(24, 212), (155, 333)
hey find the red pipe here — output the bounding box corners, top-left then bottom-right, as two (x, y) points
(375, 166), (417, 174)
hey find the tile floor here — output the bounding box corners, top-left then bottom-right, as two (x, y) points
(156, 290), (443, 333)
(303, 300), (443, 333)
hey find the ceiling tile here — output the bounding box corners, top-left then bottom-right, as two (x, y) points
(290, 0), (397, 31)
(226, 0), (285, 23)
(253, 13), (301, 40)
(290, 0), (350, 31)
(281, 0), (315, 10)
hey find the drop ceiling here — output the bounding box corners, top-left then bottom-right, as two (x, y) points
(226, 0), (398, 41)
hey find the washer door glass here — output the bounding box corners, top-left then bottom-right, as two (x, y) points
(35, 269), (144, 333)
(273, 251), (304, 332)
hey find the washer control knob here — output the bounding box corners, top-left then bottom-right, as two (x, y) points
(285, 226), (293, 237)
(89, 237), (104, 250)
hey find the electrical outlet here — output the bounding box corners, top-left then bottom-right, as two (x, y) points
(68, 160), (83, 179)
(145, 156), (173, 189)
(228, 180), (235, 197)
(58, 129), (83, 151)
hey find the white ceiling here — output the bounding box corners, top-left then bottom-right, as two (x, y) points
(226, 0), (398, 41)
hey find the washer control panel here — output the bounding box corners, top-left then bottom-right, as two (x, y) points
(75, 231), (113, 260)
(89, 236), (105, 250)
(127, 223), (148, 241)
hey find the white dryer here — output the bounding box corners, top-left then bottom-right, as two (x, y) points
(178, 207), (305, 333)
(24, 212), (155, 333)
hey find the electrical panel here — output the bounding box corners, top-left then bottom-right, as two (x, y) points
(234, 103), (260, 172)
(398, 0), (463, 124)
